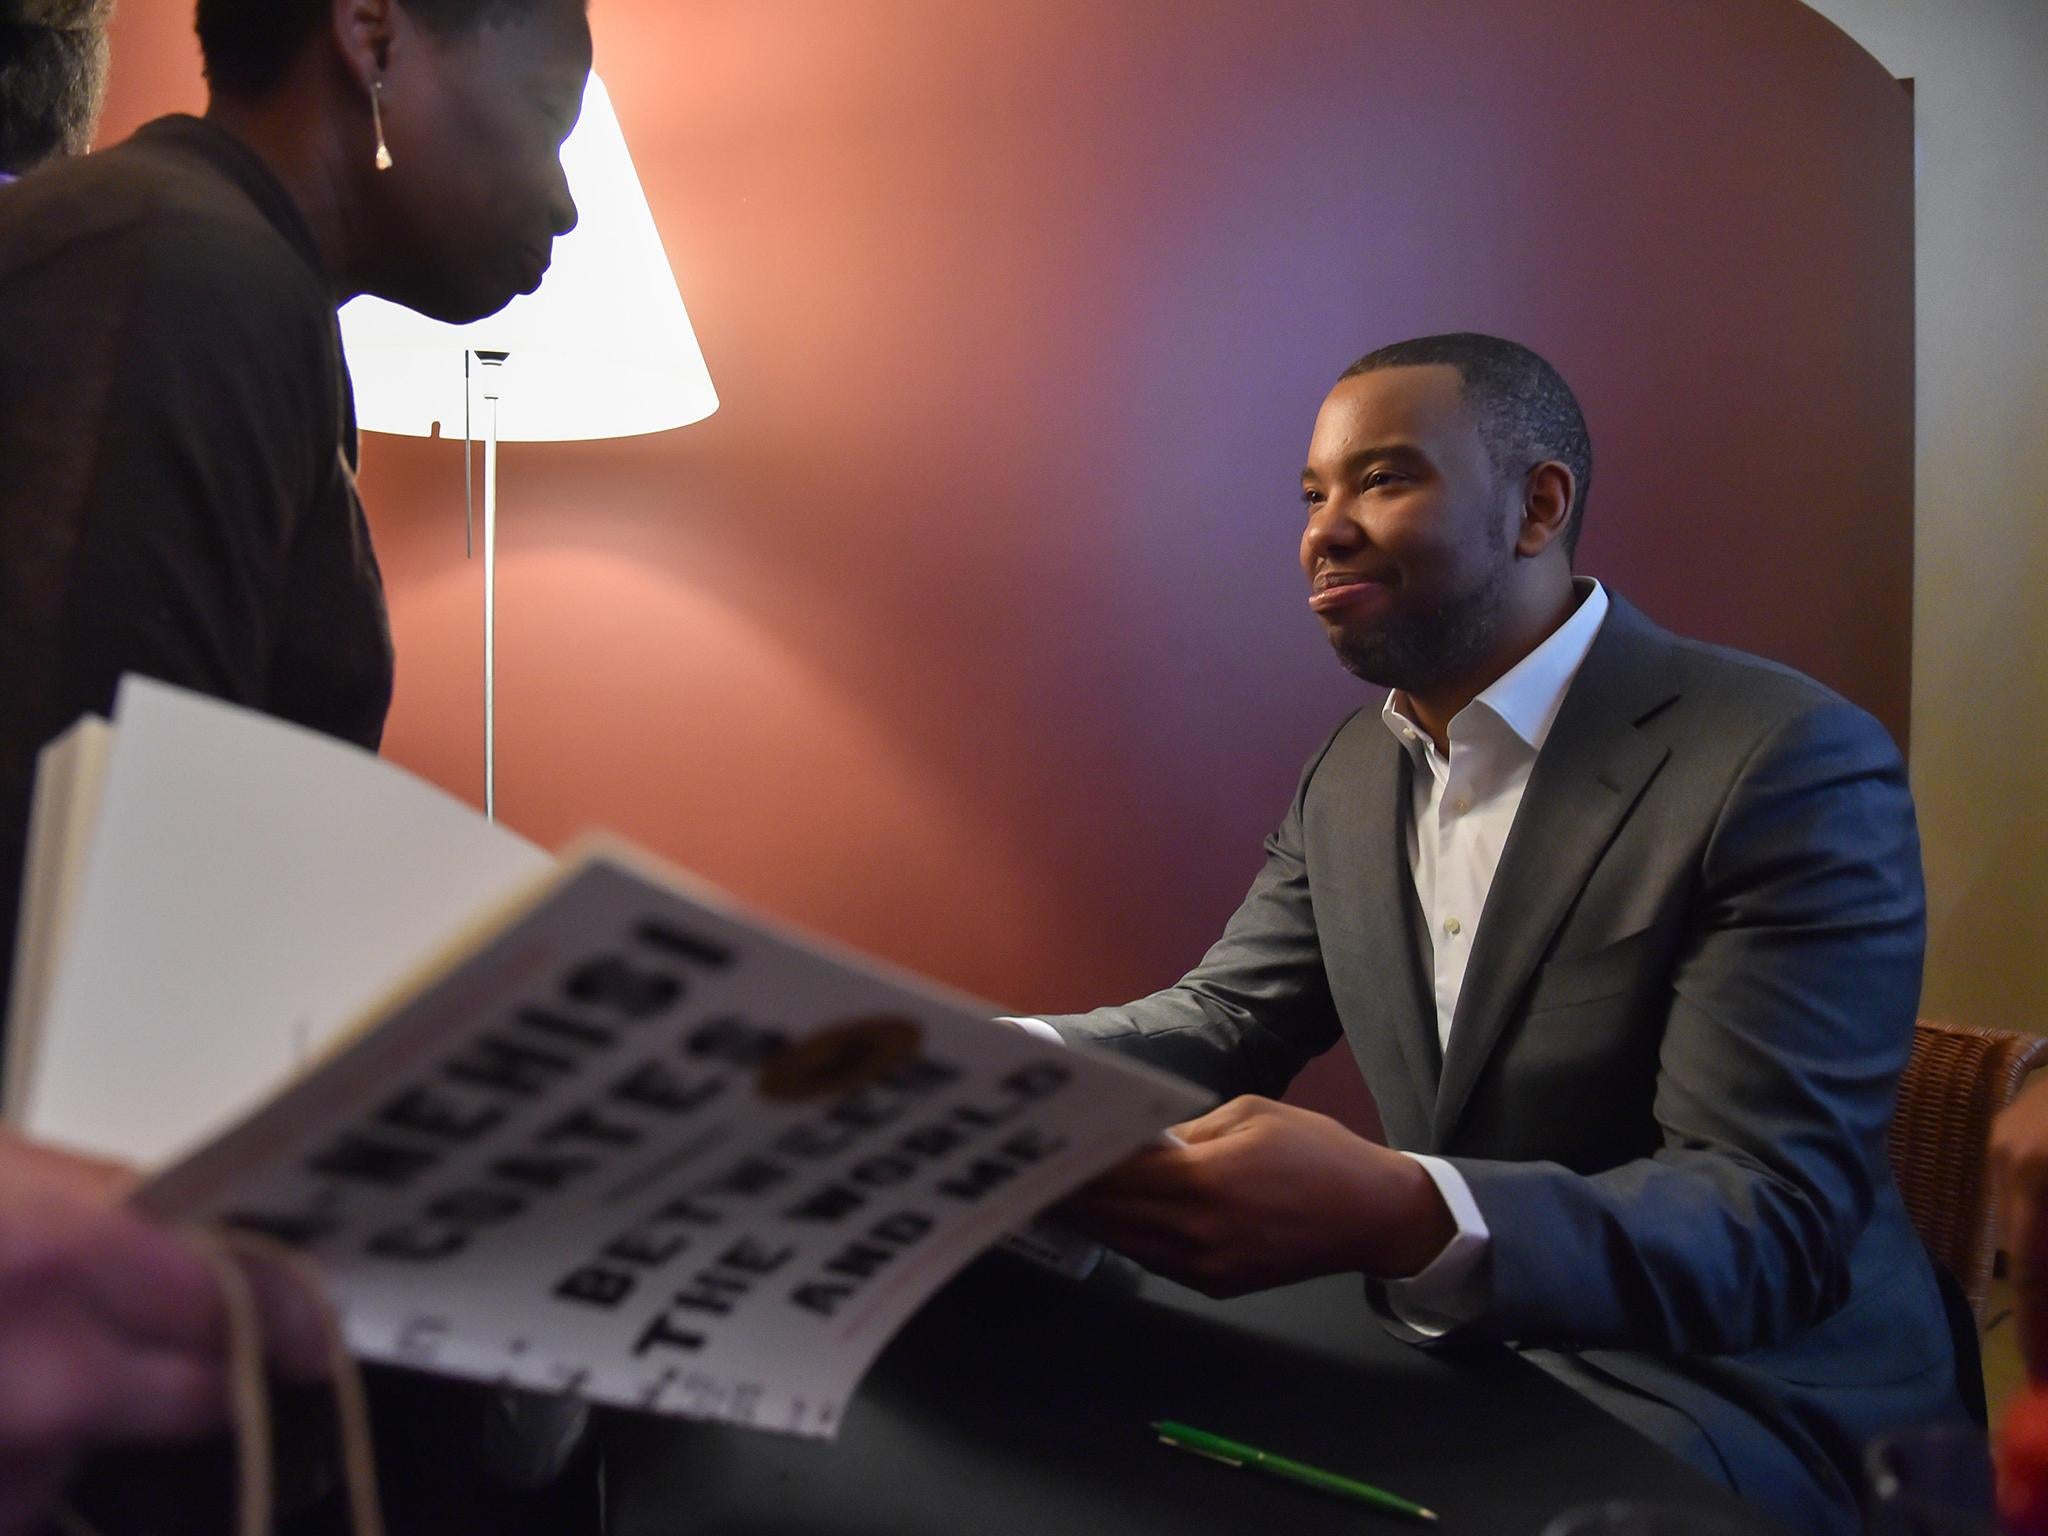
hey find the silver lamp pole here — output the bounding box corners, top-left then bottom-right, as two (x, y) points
(476, 350), (509, 822)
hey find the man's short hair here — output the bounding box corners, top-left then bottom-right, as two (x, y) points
(0, 0), (112, 175)
(1342, 333), (1594, 558)
(196, 0), (579, 99)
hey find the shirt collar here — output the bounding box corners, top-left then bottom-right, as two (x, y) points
(1381, 577), (1610, 756)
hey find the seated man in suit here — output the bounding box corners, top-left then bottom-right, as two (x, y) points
(1035, 333), (1963, 1536)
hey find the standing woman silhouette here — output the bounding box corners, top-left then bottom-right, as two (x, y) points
(0, 1), (593, 1530)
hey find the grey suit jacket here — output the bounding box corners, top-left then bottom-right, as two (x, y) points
(1043, 595), (1959, 1530)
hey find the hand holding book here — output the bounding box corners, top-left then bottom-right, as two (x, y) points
(0, 1129), (334, 1536)
(5, 678), (1209, 1441)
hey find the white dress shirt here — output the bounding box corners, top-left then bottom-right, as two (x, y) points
(1018, 579), (1611, 1330)
(1386, 577), (1608, 1328)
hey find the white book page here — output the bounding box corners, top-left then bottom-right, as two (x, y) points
(137, 852), (1211, 1439)
(19, 677), (551, 1167)
(4, 717), (111, 1121)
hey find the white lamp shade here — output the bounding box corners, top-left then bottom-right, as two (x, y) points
(339, 74), (718, 442)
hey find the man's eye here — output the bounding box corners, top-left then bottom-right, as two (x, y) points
(1363, 470), (1402, 490)
(1300, 489), (1324, 512)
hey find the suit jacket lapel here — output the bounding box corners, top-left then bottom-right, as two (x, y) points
(1345, 724), (1443, 1134)
(1431, 599), (1679, 1146)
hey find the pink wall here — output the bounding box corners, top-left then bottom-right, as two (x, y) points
(96, 0), (1913, 1136)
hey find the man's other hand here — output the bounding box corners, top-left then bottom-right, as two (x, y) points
(0, 1131), (332, 1536)
(1054, 1096), (1456, 1298)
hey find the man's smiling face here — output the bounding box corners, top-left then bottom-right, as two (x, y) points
(1297, 363), (1519, 695)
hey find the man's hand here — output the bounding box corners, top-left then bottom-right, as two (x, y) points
(1054, 1096), (1456, 1298)
(0, 1131), (333, 1536)
(1993, 1078), (2048, 1379)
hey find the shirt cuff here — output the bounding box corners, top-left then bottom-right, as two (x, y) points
(1002, 1017), (1065, 1045)
(1384, 1153), (1491, 1336)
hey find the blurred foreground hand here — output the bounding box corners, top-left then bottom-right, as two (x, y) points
(0, 1129), (332, 1536)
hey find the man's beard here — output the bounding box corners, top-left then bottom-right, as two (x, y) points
(1327, 547), (1511, 695)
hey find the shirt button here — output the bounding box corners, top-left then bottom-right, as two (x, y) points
(1452, 798), (1470, 814)
(1444, 916), (1463, 937)
(1403, 728), (1418, 743)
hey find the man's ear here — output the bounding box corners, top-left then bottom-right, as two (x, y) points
(1516, 460), (1575, 558)
(331, 0), (402, 91)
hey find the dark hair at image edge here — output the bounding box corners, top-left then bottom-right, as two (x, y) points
(0, 0), (113, 174)
(1343, 333), (1594, 559)
(195, 0), (585, 99)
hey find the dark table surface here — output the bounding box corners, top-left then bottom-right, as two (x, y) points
(603, 1252), (1777, 1535)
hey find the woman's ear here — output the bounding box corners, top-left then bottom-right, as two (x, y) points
(330, 0), (402, 91)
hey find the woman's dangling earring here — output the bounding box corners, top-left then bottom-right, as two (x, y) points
(371, 81), (394, 172)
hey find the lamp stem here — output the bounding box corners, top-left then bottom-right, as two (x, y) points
(479, 353), (506, 822)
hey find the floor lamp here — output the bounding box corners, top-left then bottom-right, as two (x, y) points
(339, 74), (719, 820)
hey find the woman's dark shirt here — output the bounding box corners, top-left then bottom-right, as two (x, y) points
(0, 116), (394, 1050)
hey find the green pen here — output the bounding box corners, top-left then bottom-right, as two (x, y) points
(1151, 1419), (1439, 1524)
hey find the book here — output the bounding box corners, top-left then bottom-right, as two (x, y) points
(4, 677), (1207, 1438)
